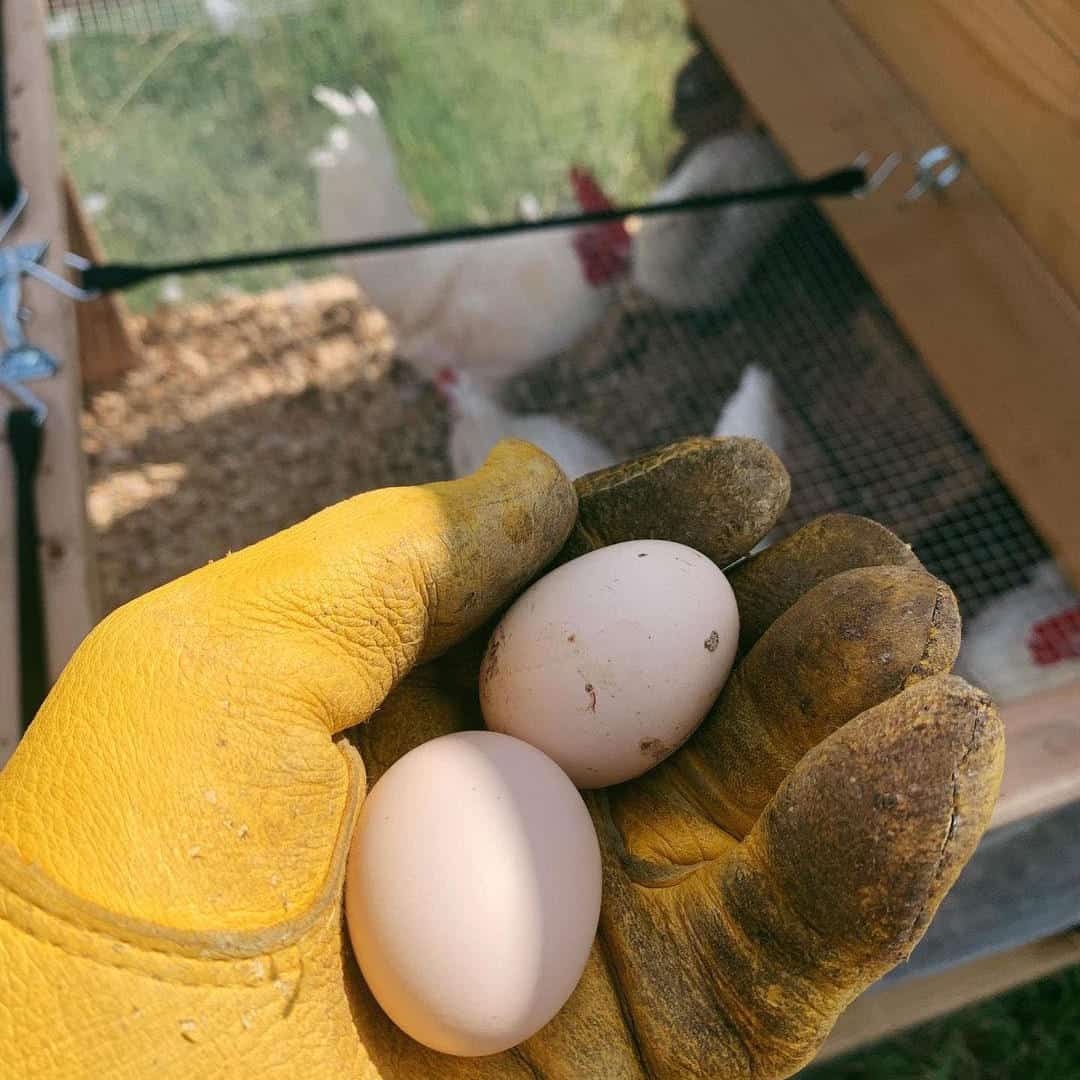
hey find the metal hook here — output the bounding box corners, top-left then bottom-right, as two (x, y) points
(0, 242), (48, 350)
(0, 348), (56, 425)
(59, 252), (103, 300)
(0, 190), (101, 302)
(905, 145), (964, 202)
(852, 151), (902, 198)
(22, 251), (102, 301)
(0, 236), (62, 424)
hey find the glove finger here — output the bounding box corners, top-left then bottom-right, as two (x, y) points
(608, 565), (960, 875)
(113, 438), (574, 737)
(344, 937), (646, 1079)
(518, 942), (648, 1079)
(0, 441), (572, 928)
(346, 660), (482, 787)
(728, 513), (921, 654)
(345, 965), (541, 1080)
(593, 674), (1003, 1080)
(562, 437), (789, 567)
(434, 436), (791, 696)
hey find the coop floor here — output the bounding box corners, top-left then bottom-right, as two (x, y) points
(83, 276), (455, 611)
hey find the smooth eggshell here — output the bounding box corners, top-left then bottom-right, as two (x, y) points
(345, 731), (601, 1056)
(480, 539), (738, 787)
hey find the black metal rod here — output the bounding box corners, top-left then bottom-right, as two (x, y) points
(79, 165), (865, 294)
(7, 409), (48, 730)
(0, 2), (21, 212)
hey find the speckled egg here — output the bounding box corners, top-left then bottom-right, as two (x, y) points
(479, 539), (738, 787)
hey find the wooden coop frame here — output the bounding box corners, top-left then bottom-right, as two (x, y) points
(0, 0), (97, 762)
(686, 0), (1080, 1063)
(0, 0), (1077, 1064)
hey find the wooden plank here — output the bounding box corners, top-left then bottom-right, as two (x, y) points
(1025, 0), (1080, 56)
(993, 679), (1080, 830)
(814, 930), (1080, 1063)
(838, 0), (1080, 309)
(687, 0), (1080, 591)
(63, 174), (141, 385)
(1, 0), (96, 764)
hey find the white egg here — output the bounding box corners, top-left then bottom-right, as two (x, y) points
(345, 731), (601, 1056)
(480, 540), (738, 787)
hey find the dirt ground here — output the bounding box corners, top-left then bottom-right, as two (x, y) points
(82, 277), (451, 611)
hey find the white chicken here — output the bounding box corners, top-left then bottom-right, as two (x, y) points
(311, 87), (631, 387)
(954, 561), (1080, 704)
(633, 131), (798, 310)
(203, 0), (255, 36)
(438, 368), (614, 480)
(711, 363), (784, 451)
(712, 364), (785, 552)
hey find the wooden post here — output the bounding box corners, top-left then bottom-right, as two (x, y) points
(1, 0), (96, 765)
(63, 174), (141, 385)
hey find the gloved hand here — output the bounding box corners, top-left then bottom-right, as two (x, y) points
(0, 437), (1003, 1080)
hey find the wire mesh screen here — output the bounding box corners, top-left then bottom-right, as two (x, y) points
(504, 203), (1051, 619)
(63, 4), (1053, 636)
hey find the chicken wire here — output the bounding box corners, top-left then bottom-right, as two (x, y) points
(503, 201), (1050, 623)
(46, 0), (310, 37)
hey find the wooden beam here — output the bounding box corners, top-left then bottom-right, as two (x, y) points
(687, 0), (1080, 590)
(63, 174), (141, 386)
(838, 0), (1080, 310)
(815, 930), (1080, 1063)
(1, 0), (96, 765)
(993, 679), (1080, 830)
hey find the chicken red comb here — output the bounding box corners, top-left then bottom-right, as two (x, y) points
(1028, 603), (1080, 666)
(569, 165), (616, 213)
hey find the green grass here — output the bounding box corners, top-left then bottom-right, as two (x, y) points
(50, 0), (687, 309)
(809, 965), (1080, 1080)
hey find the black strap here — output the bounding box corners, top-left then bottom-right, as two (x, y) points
(0, 4), (20, 213)
(79, 165), (867, 294)
(7, 409), (47, 730)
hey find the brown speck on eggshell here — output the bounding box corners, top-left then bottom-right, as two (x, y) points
(478, 539), (739, 787)
(480, 625), (505, 687)
(639, 737), (670, 762)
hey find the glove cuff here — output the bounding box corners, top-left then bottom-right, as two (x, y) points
(0, 743), (372, 1078)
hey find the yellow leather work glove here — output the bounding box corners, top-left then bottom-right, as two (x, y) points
(0, 437), (1003, 1079)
